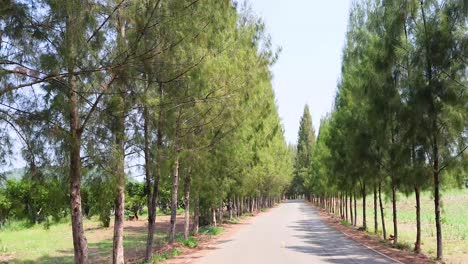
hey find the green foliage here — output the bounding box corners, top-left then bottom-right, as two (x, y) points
(83, 169), (115, 227)
(300, 0), (466, 261)
(0, 0), (294, 262)
(176, 235), (198, 248)
(394, 242), (411, 251)
(125, 181), (146, 219)
(199, 226), (224, 236)
(1, 178), (68, 225)
(290, 106), (316, 197)
(341, 220), (351, 227)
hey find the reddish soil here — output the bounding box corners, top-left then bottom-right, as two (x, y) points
(309, 203), (439, 264)
(155, 211), (274, 264)
(127, 212), (264, 264)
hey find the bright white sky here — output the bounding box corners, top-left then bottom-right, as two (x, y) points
(249, 0), (353, 144)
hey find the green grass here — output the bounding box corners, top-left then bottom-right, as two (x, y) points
(199, 226), (224, 236)
(350, 188), (468, 263)
(341, 219), (351, 227)
(175, 234), (198, 248)
(143, 247), (183, 264)
(0, 216), (168, 263)
(226, 218), (240, 224)
(0, 219), (77, 263)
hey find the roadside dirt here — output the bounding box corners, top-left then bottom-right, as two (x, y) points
(159, 212), (268, 264)
(309, 203), (437, 264)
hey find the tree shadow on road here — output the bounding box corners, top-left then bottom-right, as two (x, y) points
(285, 204), (395, 264)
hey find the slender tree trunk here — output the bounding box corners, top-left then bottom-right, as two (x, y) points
(192, 196), (199, 236)
(339, 193), (343, 218)
(250, 198), (253, 213)
(378, 181), (387, 240)
(212, 208), (217, 227)
(235, 196), (240, 217)
(345, 193), (348, 221)
(350, 191), (353, 226)
(240, 197), (243, 215)
(218, 203), (224, 224)
(145, 89), (163, 261)
(168, 155), (180, 243)
(69, 74), (88, 263)
(183, 167), (191, 240)
(169, 108), (182, 244)
(434, 167), (442, 259)
(374, 183), (378, 234)
(353, 192), (357, 227)
(111, 9), (130, 263)
(229, 198), (233, 219)
(112, 94), (126, 264)
(392, 184), (398, 244)
(362, 183), (367, 230)
(414, 185), (421, 253)
(421, 1), (442, 258)
(143, 104), (153, 261)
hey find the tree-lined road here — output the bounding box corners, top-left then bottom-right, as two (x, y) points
(196, 201), (397, 264)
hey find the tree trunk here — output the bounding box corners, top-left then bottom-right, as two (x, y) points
(414, 185), (421, 253)
(391, 184), (398, 244)
(240, 197), (243, 215)
(69, 76), (88, 263)
(362, 183), (367, 230)
(183, 167), (191, 240)
(374, 184), (378, 234)
(378, 181), (387, 240)
(218, 203), (223, 224)
(339, 193), (343, 219)
(353, 192), (357, 227)
(434, 168), (442, 259)
(168, 155), (180, 244)
(228, 198), (233, 219)
(112, 96), (126, 264)
(212, 208), (217, 227)
(421, 1), (442, 258)
(143, 104), (153, 261)
(350, 191), (353, 226)
(145, 94), (163, 261)
(192, 197), (199, 236)
(345, 193), (348, 221)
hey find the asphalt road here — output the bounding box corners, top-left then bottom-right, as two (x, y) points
(196, 200), (397, 264)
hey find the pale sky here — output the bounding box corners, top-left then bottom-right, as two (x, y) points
(249, 0), (353, 144)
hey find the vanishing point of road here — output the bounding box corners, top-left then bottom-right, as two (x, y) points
(196, 200), (398, 264)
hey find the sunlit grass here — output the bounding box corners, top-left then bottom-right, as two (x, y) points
(350, 188), (468, 263)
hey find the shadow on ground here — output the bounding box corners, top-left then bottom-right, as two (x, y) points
(285, 204), (394, 264)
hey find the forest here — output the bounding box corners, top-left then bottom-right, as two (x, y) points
(0, 1), (293, 263)
(288, 0), (467, 262)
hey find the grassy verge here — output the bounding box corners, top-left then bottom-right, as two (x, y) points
(0, 216), (167, 263)
(199, 226), (224, 236)
(350, 188), (467, 263)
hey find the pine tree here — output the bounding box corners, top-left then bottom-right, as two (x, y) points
(291, 105), (315, 198)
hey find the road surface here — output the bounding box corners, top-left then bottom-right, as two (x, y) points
(196, 200), (397, 264)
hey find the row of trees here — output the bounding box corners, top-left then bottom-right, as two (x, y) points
(0, 1), (293, 263)
(303, 0), (466, 261)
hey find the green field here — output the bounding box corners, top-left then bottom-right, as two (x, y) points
(351, 188), (468, 264)
(0, 208), (226, 264)
(0, 208), (181, 264)
(0, 217), (169, 263)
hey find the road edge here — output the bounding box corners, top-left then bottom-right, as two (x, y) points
(304, 201), (436, 264)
